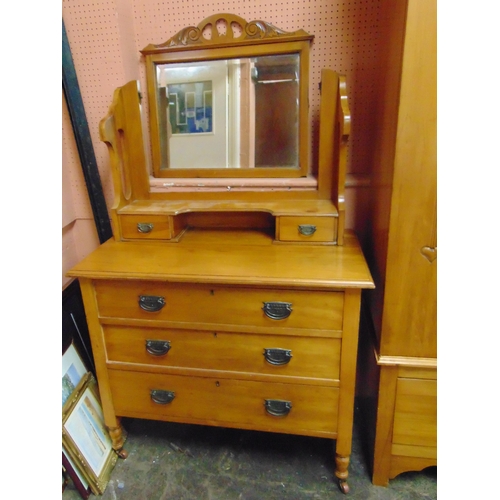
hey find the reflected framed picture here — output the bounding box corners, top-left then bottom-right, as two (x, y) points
(62, 372), (117, 495)
(62, 343), (88, 406)
(167, 80), (213, 135)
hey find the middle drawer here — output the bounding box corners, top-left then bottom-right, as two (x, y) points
(104, 325), (342, 380)
(95, 281), (344, 332)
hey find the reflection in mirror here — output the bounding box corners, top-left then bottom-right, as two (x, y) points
(155, 53), (300, 170)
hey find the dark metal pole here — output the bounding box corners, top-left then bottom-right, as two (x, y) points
(62, 19), (112, 244)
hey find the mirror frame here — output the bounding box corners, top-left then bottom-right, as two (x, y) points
(141, 13), (314, 179)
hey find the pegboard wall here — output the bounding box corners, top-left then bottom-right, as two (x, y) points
(63, 0), (384, 213)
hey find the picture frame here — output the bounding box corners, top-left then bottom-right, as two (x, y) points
(63, 449), (91, 499)
(62, 467), (68, 493)
(62, 372), (117, 495)
(62, 342), (88, 406)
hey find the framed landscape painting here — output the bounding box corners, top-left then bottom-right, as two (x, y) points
(62, 373), (117, 495)
(62, 343), (88, 406)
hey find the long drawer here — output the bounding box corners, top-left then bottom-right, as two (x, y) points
(95, 281), (344, 332)
(104, 325), (342, 380)
(108, 370), (339, 437)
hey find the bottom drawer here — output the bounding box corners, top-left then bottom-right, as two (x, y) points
(393, 377), (437, 453)
(108, 370), (339, 437)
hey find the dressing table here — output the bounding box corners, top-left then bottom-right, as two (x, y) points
(68, 14), (374, 493)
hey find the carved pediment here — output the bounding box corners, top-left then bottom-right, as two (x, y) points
(142, 13), (311, 53)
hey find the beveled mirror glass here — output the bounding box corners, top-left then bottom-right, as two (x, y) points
(156, 53), (299, 171)
(141, 14), (313, 179)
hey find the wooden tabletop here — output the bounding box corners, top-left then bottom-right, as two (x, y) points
(68, 228), (374, 290)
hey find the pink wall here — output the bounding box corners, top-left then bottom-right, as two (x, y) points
(62, 91), (99, 289)
(62, 0), (387, 287)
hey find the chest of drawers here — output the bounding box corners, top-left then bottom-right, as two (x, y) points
(68, 228), (373, 492)
(67, 16), (375, 492)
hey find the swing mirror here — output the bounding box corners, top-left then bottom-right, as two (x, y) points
(141, 14), (313, 179)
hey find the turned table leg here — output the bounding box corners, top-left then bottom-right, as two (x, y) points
(108, 419), (128, 459)
(335, 454), (350, 494)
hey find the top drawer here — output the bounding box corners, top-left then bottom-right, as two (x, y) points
(94, 281), (344, 332)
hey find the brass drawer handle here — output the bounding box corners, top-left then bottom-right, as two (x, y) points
(146, 340), (171, 356)
(150, 389), (175, 405)
(298, 224), (317, 236)
(137, 222), (154, 233)
(264, 399), (292, 417)
(139, 295), (165, 312)
(262, 302), (293, 320)
(263, 348), (292, 365)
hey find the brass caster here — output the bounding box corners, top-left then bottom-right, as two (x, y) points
(338, 479), (350, 494)
(115, 448), (129, 459)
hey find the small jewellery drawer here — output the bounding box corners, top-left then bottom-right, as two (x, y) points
(104, 326), (342, 380)
(277, 216), (337, 243)
(119, 214), (184, 240)
(108, 370), (339, 437)
(95, 281), (344, 331)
